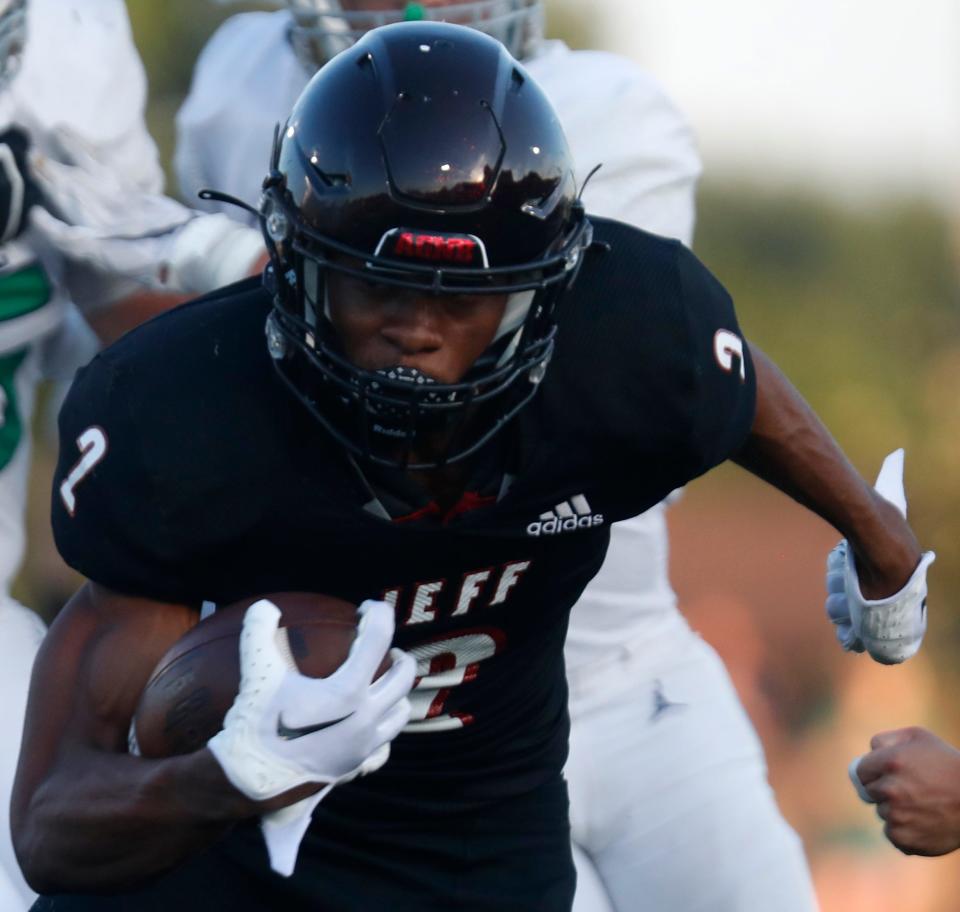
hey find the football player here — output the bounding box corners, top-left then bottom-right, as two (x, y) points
(0, 1), (266, 907)
(175, 2), (819, 909)
(13, 22), (932, 912)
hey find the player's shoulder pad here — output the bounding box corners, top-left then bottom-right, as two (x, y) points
(530, 42), (651, 88)
(529, 44), (693, 133)
(528, 46), (699, 239)
(20, 0), (148, 141)
(548, 217), (694, 409)
(184, 10), (292, 110)
(551, 218), (754, 476)
(543, 46), (668, 95)
(576, 215), (687, 295)
(52, 278), (273, 599)
(583, 216), (738, 325)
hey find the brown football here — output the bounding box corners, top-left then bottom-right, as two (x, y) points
(132, 592), (385, 758)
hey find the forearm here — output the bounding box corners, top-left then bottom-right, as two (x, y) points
(11, 583), (318, 892)
(83, 250), (269, 347)
(16, 746), (254, 892)
(85, 288), (191, 347)
(734, 343), (921, 597)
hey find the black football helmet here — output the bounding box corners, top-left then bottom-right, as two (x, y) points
(259, 21), (592, 468)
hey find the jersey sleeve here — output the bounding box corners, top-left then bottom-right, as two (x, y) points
(16, 0), (169, 310)
(51, 353), (189, 602)
(673, 242), (756, 476)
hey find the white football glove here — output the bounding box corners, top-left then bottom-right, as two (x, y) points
(825, 449), (936, 664)
(26, 125), (263, 303)
(207, 598), (415, 875)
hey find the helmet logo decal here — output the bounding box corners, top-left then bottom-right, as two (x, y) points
(375, 228), (490, 267)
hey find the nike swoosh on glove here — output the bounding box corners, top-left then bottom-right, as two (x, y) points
(825, 449), (936, 664)
(207, 598), (415, 875)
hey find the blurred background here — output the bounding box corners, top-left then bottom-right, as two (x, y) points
(14, 1), (960, 908)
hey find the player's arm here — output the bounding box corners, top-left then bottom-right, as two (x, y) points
(12, 582), (413, 891)
(9, 582), (310, 892)
(734, 344), (921, 599)
(25, 124), (267, 342)
(83, 245), (269, 348)
(735, 345), (934, 663)
(672, 244), (931, 662)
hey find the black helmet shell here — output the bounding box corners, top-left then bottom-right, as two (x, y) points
(279, 23), (575, 268)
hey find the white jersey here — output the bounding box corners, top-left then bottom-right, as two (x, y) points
(0, 0), (162, 589)
(0, 5), (165, 907)
(175, 12), (702, 674)
(176, 11), (306, 222)
(6, 0), (162, 194)
(0, 0), (160, 348)
(523, 44), (700, 673)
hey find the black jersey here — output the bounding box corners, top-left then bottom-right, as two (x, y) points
(52, 218), (755, 804)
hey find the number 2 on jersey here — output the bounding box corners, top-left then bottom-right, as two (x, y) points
(59, 426), (108, 517)
(404, 628), (505, 733)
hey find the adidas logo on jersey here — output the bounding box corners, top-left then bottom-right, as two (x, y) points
(526, 495), (604, 537)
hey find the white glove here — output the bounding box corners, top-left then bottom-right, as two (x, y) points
(26, 125), (263, 302)
(207, 598), (415, 874)
(825, 449), (936, 664)
(29, 125), (190, 239)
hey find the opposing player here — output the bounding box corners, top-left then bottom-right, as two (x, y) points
(175, 2), (818, 908)
(13, 23), (932, 911)
(0, 1), (265, 907)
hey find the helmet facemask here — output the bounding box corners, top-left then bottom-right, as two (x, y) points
(263, 178), (590, 469)
(285, 0), (544, 71)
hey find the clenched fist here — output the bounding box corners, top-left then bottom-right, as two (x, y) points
(850, 727), (960, 856)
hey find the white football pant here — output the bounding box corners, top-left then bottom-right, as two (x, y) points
(567, 630), (819, 912)
(0, 596), (44, 910)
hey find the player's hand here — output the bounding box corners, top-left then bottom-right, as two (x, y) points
(0, 127), (44, 243)
(207, 598), (415, 803)
(824, 449), (935, 664)
(849, 727), (960, 856)
(27, 123), (193, 296)
(26, 125), (263, 298)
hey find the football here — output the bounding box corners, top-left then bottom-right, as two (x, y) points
(131, 592), (382, 758)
